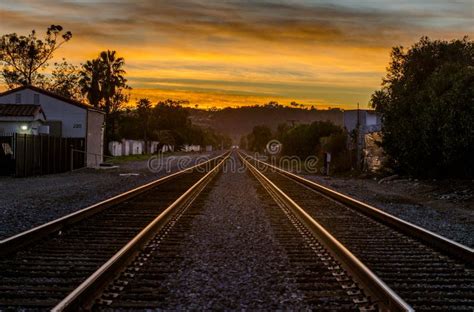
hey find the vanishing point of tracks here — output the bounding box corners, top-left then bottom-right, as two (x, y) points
(0, 151), (472, 311)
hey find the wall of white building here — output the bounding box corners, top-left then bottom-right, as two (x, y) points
(365, 112), (378, 126)
(86, 110), (105, 166)
(0, 89), (87, 138)
(0, 120), (44, 135)
(343, 110), (381, 133)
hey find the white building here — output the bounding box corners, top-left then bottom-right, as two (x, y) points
(343, 109), (381, 134)
(0, 104), (47, 135)
(0, 85), (105, 167)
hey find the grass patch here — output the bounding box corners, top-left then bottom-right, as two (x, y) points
(106, 154), (154, 164)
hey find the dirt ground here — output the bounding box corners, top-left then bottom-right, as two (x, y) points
(303, 174), (474, 248)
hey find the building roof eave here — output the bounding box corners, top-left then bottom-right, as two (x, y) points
(0, 85), (106, 114)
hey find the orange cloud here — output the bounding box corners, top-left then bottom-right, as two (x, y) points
(0, 0), (472, 108)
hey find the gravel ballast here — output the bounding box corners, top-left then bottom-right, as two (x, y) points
(98, 157), (365, 309)
(149, 161), (306, 309)
(302, 174), (474, 248)
(0, 153), (215, 239)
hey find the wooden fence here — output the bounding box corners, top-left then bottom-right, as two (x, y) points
(0, 133), (85, 177)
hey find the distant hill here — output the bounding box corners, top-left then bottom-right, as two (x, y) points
(188, 105), (344, 142)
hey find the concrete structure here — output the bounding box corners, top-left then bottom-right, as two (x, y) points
(109, 140), (175, 156)
(0, 104), (47, 135)
(149, 141), (159, 154)
(130, 141), (143, 155)
(0, 86), (105, 167)
(161, 144), (174, 153)
(183, 144), (201, 152)
(109, 141), (123, 156)
(120, 139), (144, 155)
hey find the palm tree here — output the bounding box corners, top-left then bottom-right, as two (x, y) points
(99, 50), (127, 114)
(79, 50), (130, 155)
(79, 59), (103, 108)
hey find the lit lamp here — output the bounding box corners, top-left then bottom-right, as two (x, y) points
(21, 125), (28, 131)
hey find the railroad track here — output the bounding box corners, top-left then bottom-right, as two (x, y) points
(4, 152), (392, 310)
(0, 152), (229, 310)
(240, 152), (474, 311)
(1, 151), (472, 310)
(81, 154), (380, 310)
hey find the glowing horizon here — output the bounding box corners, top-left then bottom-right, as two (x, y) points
(0, 0), (472, 109)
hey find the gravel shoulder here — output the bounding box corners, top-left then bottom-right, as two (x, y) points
(302, 174), (474, 248)
(0, 152), (217, 239)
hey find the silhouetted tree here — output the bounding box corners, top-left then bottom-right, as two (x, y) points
(155, 130), (176, 150)
(371, 36), (474, 177)
(47, 59), (82, 100)
(99, 50), (128, 115)
(0, 25), (72, 87)
(80, 50), (130, 112)
(137, 98), (152, 153)
(79, 59), (103, 107)
(152, 99), (190, 131)
(247, 125), (272, 153)
(80, 50), (131, 151)
(276, 123), (291, 141)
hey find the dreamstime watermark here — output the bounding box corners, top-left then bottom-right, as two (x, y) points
(261, 139), (320, 174)
(266, 139), (282, 155)
(146, 140), (321, 174)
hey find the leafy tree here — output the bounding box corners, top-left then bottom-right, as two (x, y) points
(0, 25), (72, 87)
(155, 130), (176, 150)
(247, 125), (272, 153)
(280, 124), (311, 157)
(275, 123), (291, 141)
(115, 98), (231, 152)
(279, 121), (342, 158)
(371, 37), (474, 177)
(0, 25), (81, 99)
(264, 101), (282, 109)
(152, 99), (190, 131)
(47, 59), (82, 100)
(136, 98), (152, 152)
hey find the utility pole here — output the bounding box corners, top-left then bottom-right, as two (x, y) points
(356, 102), (361, 170)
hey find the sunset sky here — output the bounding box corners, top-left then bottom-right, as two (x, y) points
(0, 0), (472, 109)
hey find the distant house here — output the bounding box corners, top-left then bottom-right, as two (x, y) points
(0, 104), (47, 135)
(0, 85), (105, 167)
(343, 109), (381, 134)
(343, 109), (384, 172)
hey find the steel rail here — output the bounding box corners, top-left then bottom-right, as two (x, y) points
(51, 153), (230, 311)
(239, 153), (413, 312)
(0, 152), (229, 257)
(240, 152), (474, 263)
